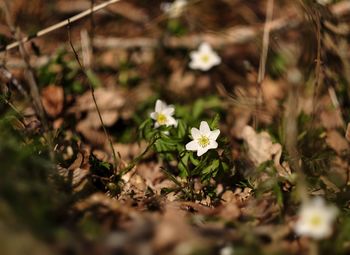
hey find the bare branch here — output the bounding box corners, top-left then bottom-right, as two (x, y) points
(0, 0), (121, 52)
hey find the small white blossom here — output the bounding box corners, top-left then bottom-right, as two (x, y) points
(294, 197), (338, 240)
(220, 246), (234, 255)
(161, 0), (188, 18)
(150, 100), (177, 128)
(189, 42), (221, 71)
(185, 121), (220, 156)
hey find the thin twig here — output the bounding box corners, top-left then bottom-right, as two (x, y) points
(258, 0), (274, 84)
(89, 0), (95, 57)
(0, 0), (121, 52)
(254, 0), (274, 129)
(311, 10), (322, 128)
(1, 0), (54, 160)
(67, 21), (118, 171)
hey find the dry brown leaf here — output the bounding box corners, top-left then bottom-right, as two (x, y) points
(152, 202), (198, 252)
(113, 142), (147, 161)
(242, 125), (278, 166)
(57, 151), (89, 192)
(169, 68), (196, 95)
(70, 87), (125, 127)
(41, 84), (64, 117)
(74, 193), (121, 212)
(319, 94), (344, 130)
(326, 130), (349, 154)
(218, 190), (241, 221)
(241, 126), (292, 179)
(76, 121), (107, 147)
(346, 122), (350, 142)
(241, 195), (280, 222)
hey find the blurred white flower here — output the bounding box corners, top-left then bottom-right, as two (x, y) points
(186, 121), (220, 156)
(189, 42), (221, 71)
(294, 197), (338, 239)
(220, 246), (234, 255)
(150, 100), (177, 128)
(161, 0), (188, 18)
(316, 0), (332, 5)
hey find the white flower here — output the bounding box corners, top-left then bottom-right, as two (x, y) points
(185, 121), (220, 156)
(150, 100), (177, 128)
(189, 42), (221, 71)
(220, 246), (234, 255)
(161, 0), (188, 18)
(294, 197), (338, 239)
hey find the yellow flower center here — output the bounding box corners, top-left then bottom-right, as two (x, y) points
(310, 214), (322, 227)
(201, 54), (210, 63)
(156, 113), (167, 125)
(198, 135), (210, 148)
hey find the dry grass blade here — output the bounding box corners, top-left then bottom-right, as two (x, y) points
(67, 21), (119, 171)
(0, 0), (121, 52)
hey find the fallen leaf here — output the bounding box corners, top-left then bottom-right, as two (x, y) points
(326, 130), (349, 154)
(41, 84), (64, 117)
(346, 123), (350, 142)
(242, 125), (276, 166)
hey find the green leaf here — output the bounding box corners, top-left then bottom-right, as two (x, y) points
(177, 119), (187, 138)
(178, 152), (190, 177)
(202, 159), (220, 175)
(192, 99), (205, 119)
(86, 69), (101, 88)
(209, 114), (220, 130)
(189, 153), (200, 166)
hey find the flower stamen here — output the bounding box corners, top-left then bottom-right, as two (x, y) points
(201, 54), (209, 63)
(310, 215), (322, 227)
(156, 113), (168, 125)
(198, 135), (210, 148)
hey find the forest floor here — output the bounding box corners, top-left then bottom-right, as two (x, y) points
(1, 0), (350, 255)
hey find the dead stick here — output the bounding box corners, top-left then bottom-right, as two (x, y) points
(0, 0), (121, 52)
(67, 21), (119, 171)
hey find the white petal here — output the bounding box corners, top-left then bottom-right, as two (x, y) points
(197, 147), (208, 156)
(186, 140), (198, 151)
(208, 140), (218, 150)
(197, 63), (212, 71)
(199, 121), (211, 134)
(150, 112), (157, 120)
(189, 55), (202, 70)
(190, 51), (199, 60)
(211, 54), (221, 66)
(155, 100), (166, 112)
(189, 60), (199, 70)
(190, 128), (201, 140)
(209, 129), (220, 140)
(199, 42), (212, 53)
(166, 116), (178, 127)
(163, 106), (175, 116)
(311, 197), (325, 207)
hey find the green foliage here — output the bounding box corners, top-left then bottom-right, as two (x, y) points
(166, 19), (187, 36)
(0, 115), (63, 238)
(89, 153), (121, 196)
(297, 112), (335, 179)
(138, 99), (233, 201)
(37, 49), (101, 94)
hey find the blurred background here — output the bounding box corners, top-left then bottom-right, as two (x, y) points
(1, 0), (350, 254)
